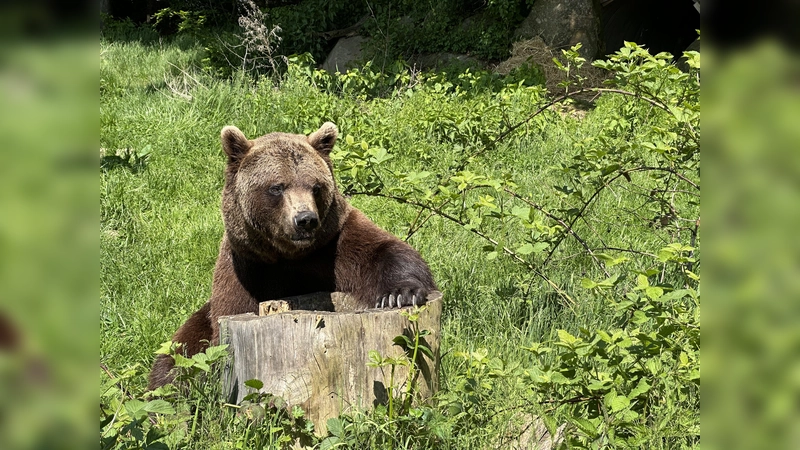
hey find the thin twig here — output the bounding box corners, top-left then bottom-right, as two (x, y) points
(543, 170), (627, 266)
(543, 166), (698, 266)
(595, 246), (658, 258)
(636, 166), (699, 190)
(503, 187), (610, 278)
(405, 207), (426, 240)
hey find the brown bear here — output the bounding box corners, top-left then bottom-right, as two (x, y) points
(148, 122), (437, 389)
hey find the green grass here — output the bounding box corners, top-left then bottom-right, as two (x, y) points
(101, 36), (698, 449)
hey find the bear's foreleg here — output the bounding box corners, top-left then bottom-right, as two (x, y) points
(335, 210), (437, 309)
(371, 244), (437, 308)
(147, 301), (213, 390)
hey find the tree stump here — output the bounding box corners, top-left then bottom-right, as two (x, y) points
(218, 291), (442, 435)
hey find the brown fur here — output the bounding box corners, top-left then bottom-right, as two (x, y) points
(148, 123), (436, 389)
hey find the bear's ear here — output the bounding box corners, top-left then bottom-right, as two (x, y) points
(308, 122), (338, 155)
(221, 126), (252, 161)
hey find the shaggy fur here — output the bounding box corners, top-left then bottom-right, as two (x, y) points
(148, 123), (436, 389)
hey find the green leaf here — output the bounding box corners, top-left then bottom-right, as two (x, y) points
(143, 399), (175, 415)
(605, 391), (631, 412)
(657, 247), (676, 262)
(244, 379), (264, 390)
(393, 335), (413, 348)
(600, 163), (620, 176)
(541, 413), (559, 438)
(646, 358), (662, 374)
(471, 348), (489, 361)
(417, 344), (434, 359)
(550, 371), (570, 384)
(367, 350), (383, 367)
(572, 416), (598, 436)
(154, 341), (176, 355)
(516, 243), (535, 255)
(620, 409), (640, 422)
(588, 379), (611, 391)
(581, 278), (597, 289)
(326, 417), (344, 437)
(557, 330), (578, 345)
(631, 310), (648, 324)
(660, 289), (692, 302)
(192, 362), (210, 372)
(124, 399), (147, 420)
(596, 253), (629, 267)
(532, 242), (549, 253)
(511, 206), (531, 220)
(144, 428), (167, 449)
(369, 147), (392, 164)
(320, 436), (342, 450)
(204, 344), (229, 362)
(645, 286), (664, 300)
(596, 273), (620, 289)
(173, 353), (194, 368)
(629, 378), (651, 398)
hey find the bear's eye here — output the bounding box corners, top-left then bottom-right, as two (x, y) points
(312, 184), (321, 195)
(268, 184), (284, 196)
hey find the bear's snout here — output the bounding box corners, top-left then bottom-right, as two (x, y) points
(294, 211), (320, 232)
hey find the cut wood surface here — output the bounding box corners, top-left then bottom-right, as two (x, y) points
(219, 291), (443, 435)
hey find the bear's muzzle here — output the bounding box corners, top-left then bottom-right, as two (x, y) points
(294, 211), (319, 237)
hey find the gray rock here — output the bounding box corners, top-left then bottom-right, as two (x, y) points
(322, 36), (368, 74)
(515, 0), (602, 60)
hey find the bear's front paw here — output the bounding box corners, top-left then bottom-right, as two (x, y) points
(375, 287), (429, 309)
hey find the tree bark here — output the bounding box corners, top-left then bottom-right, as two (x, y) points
(219, 291), (442, 435)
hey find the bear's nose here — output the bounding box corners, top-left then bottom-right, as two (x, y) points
(294, 211), (319, 231)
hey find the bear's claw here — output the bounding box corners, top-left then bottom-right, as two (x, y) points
(374, 289), (428, 309)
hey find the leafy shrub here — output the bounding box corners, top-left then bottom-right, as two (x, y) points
(322, 41), (700, 448)
(152, 8), (207, 37)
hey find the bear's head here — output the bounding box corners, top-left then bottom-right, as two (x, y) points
(219, 123), (349, 260)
